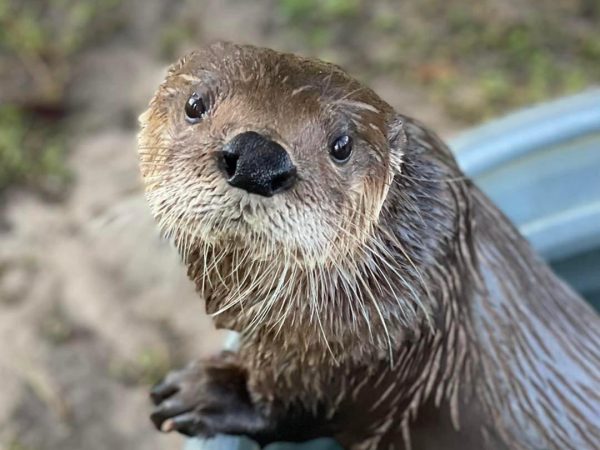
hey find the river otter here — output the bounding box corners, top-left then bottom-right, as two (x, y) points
(138, 42), (600, 449)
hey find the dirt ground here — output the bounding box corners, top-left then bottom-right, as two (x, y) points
(0, 1), (598, 450)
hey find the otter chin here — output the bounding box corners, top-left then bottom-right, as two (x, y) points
(139, 42), (599, 450)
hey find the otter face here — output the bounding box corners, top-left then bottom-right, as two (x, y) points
(138, 43), (423, 345)
(138, 42), (402, 267)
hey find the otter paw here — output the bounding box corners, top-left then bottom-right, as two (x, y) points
(150, 354), (264, 438)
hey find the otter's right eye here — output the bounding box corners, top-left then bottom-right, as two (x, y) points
(185, 93), (207, 124)
(330, 135), (353, 163)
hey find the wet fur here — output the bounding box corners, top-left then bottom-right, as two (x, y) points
(139, 42), (600, 449)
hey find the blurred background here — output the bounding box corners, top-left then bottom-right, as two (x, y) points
(0, 1), (599, 449)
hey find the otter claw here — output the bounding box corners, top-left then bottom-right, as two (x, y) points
(149, 356), (256, 438)
(161, 418), (175, 433)
(150, 381), (178, 405)
(150, 397), (193, 430)
(163, 412), (205, 436)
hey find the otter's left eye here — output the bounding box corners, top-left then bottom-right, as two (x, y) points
(330, 135), (353, 163)
(185, 93), (208, 124)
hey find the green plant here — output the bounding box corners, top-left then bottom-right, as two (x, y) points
(275, 0), (600, 123)
(109, 347), (172, 387)
(5, 439), (35, 450)
(277, 0), (362, 50)
(0, 106), (70, 195)
(0, 0), (122, 194)
(279, 0), (360, 21)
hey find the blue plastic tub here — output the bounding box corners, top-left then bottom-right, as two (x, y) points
(186, 89), (600, 450)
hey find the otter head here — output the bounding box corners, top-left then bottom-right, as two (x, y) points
(138, 42), (456, 358)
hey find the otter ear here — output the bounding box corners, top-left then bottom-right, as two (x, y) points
(387, 114), (406, 173)
(166, 50), (198, 77)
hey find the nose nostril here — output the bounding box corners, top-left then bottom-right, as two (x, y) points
(270, 167), (297, 194)
(221, 151), (239, 179)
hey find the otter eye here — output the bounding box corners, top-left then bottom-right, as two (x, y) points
(330, 135), (353, 163)
(185, 93), (207, 124)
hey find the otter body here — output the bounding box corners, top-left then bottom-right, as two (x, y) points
(138, 42), (600, 449)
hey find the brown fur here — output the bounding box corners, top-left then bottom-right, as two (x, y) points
(139, 42), (600, 449)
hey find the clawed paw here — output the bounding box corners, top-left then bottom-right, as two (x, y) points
(150, 354), (262, 438)
(150, 361), (210, 436)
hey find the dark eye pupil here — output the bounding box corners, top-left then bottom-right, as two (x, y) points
(185, 94), (207, 122)
(331, 135), (353, 162)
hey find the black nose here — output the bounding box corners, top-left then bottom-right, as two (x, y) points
(219, 131), (297, 197)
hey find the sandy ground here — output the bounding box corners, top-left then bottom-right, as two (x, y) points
(0, 1), (464, 449)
